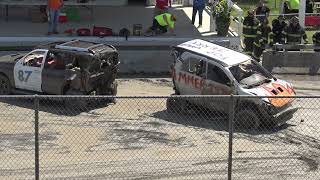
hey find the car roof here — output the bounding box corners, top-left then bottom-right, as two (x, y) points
(36, 40), (117, 54)
(174, 39), (251, 67)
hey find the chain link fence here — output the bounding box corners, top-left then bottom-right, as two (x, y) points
(0, 95), (319, 179)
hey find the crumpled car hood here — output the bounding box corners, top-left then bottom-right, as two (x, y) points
(243, 79), (295, 107)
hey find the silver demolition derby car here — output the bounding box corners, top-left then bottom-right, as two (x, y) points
(167, 39), (298, 129)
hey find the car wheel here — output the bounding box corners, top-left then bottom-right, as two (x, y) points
(109, 82), (117, 103)
(0, 75), (11, 95)
(166, 97), (187, 114)
(110, 82), (118, 96)
(235, 109), (260, 130)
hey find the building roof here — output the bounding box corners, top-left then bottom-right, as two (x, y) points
(175, 39), (251, 66)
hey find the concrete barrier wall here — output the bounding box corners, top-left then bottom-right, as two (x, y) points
(262, 47), (320, 75)
(0, 36), (241, 74)
(119, 50), (172, 74)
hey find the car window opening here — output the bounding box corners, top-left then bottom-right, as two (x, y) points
(229, 60), (271, 88)
(24, 51), (46, 68)
(207, 64), (230, 86)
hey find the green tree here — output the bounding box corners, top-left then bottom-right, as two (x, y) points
(213, 0), (232, 36)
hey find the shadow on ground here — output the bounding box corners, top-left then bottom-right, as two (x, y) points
(0, 97), (113, 116)
(152, 108), (293, 135)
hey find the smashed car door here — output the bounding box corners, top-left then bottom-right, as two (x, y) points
(41, 52), (69, 95)
(174, 51), (205, 96)
(202, 62), (233, 112)
(14, 50), (47, 92)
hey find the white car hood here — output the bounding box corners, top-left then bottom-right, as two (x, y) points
(242, 79), (295, 107)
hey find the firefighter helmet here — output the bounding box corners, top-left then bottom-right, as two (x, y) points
(290, 16), (299, 23)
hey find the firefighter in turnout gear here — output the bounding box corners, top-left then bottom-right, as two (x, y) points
(282, 16), (308, 44)
(312, 32), (320, 52)
(272, 15), (287, 44)
(243, 10), (260, 55)
(253, 18), (273, 62)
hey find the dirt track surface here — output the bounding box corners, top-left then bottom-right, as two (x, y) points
(0, 79), (319, 179)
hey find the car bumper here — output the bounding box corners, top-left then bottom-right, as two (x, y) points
(264, 104), (299, 126)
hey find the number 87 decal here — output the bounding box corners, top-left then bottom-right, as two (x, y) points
(18, 70), (33, 82)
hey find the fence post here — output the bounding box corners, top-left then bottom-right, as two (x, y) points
(34, 95), (40, 180)
(227, 94), (235, 180)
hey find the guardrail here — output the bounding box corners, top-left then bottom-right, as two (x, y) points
(204, 2), (243, 37)
(204, 5), (216, 32)
(230, 3), (243, 37)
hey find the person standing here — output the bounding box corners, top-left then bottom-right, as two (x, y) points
(243, 10), (260, 56)
(312, 32), (320, 52)
(154, 0), (172, 17)
(272, 15), (287, 44)
(47, 0), (63, 35)
(253, 19), (273, 61)
(283, 0), (299, 14)
(282, 16), (308, 44)
(306, 0), (314, 13)
(192, 0), (205, 28)
(255, 0), (270, 23)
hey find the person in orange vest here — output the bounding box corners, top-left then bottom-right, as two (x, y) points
(47, 0), (63, 35)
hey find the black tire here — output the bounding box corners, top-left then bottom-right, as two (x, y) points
(0, 75), (11, 95)
(235, 109), (260, 130)
(109, 82), (117, 104)
(166, 97), (185, 114)
(110, 82), (118, 96)
(166, 97), (177, 113)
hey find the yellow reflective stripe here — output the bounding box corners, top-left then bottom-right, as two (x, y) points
(243, 34), (257, 38)
(243, 25), (259, 30)
(254, 42), (261, 47)
(244, 51), (252, 55)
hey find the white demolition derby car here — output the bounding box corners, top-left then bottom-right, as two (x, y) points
(167, 39), (298, 129)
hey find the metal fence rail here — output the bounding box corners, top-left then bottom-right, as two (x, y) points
(0, 95), (319, 179)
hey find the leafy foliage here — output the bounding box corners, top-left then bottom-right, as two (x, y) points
(212, 0), (232, 36)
